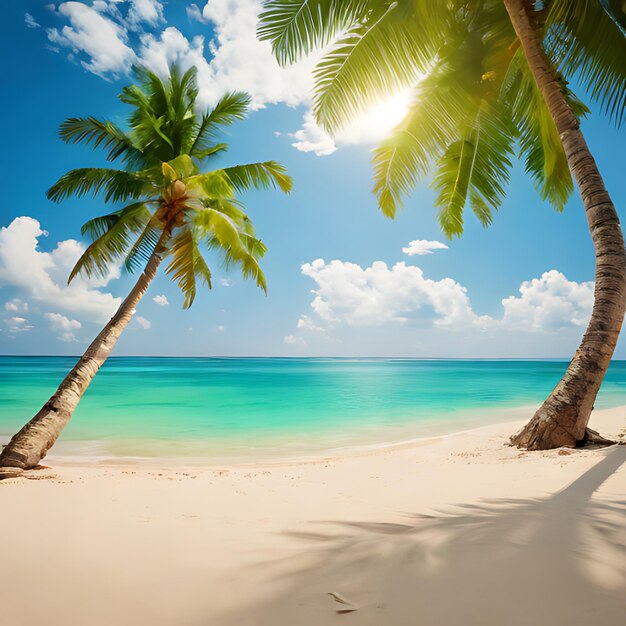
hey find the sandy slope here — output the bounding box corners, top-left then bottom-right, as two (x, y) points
(1, 407), (625, 626)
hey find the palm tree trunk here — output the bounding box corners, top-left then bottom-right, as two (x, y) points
(0, 235), (168, 472)
(503, 0), (626, 450)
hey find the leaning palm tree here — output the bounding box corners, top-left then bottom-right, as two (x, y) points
(258, 0), (626, 450)
(0, 64), (292, 474)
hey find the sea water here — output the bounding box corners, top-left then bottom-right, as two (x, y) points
(1, 357), (624, 461)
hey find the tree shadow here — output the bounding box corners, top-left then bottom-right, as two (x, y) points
(222, 447), (626, 626)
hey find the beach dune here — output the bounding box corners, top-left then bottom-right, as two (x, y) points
(1, 406), (625, 626)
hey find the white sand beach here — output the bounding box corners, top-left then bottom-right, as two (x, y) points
(1, 406), (625, 626)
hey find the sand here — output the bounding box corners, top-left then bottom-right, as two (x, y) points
(1, 406), (625, 626)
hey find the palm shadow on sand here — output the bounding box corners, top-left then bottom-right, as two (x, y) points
(223, 447), (626, 626)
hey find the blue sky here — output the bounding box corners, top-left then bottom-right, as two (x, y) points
(1, 0), (624, 358)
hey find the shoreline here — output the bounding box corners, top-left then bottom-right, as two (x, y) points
(1, 405), (625, 625)
(32, 402), (625, 469)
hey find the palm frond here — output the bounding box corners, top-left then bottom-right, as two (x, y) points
(59, 117), (145, 168)
(193, 143), (229, 161)
(164, 227), (212, 308)
(189, 92), (251, 158)
(194, 204), (267, 292)
(503, 50), (588, 211)
(546, 0), (626, 126)
(372, 71), (481, 219)
(223, 161), (293, 194)
(186, 170), (236, 198)
(47, 168), (154, 203)
(123, 220), (164, 273)
(258, 0), (371, 65)
(313, 1), (445, 132)
(80, 201), (152, 239)
(433, 104), (514, 237)
(69, 203), (154, 282)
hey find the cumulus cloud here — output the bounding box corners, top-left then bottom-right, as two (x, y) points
(300, 259), (486, 328)
(0, 217), (121, 323)
(403, 240), (449, 256)
(136, 316), (151, 330)
(219, 278), (233, 287)
(500, 270), (594, 331)
(153, 294), (169, 306)
(287, 256), (595, 348)
(45, 312), (81, 342)
(47, 1), (135, 76)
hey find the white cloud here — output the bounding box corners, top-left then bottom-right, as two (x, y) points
(153, 294), (169, 306)
(291, 111), (337, 156)
(219, 278), (233, 287)
(215, 324), (225, 332)
(294, 257), (593, 337)
(0, 217), (121, 323)
(186, 3), (206, 23)
(128, 0), (164, 29)
(4, 317), (34, 334)
(25, 13), (40, 28)
(284, 334), (306, 347)
(47, 1), (135, 76)
(4, 299), (28, 313)
(297, 315), (323, 332)
(136, 316), (151, 330)
(300, 259), (486, 328)
(500, 270), (594, 331)
(403, 240), (449, 256)
(45, 312), (81, 342)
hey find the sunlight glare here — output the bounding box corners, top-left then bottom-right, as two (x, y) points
(336, 89), (412, 146)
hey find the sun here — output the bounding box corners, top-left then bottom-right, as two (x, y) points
(336, 90), (412, 146)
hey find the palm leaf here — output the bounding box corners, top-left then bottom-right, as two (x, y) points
(164, 227), (212, 308)
(69, 203), (153, 282)
(546, 0), (626, 126)
(503, 50), (588, 211)
(223, 161), (293, 194)
(47, 168), (154, 203)
(313, 1), (445, 132)
(186, 170), (236, 198)
(194, 204), (267, 292)
(59, 117), (145, 168)
(258, 0), (371, 65)
(189, 92), (251, 157)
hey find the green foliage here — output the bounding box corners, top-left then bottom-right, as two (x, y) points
(546, 0), (626, 126)
(47, 168), (153, 204)
(49, 63), (292, 306)
(165, 228), (212, 308)
(257, 0), (371, 65)
(312, 1), (445, 133)
(223, 161), (293, 194)
(259, 0), (622, 235)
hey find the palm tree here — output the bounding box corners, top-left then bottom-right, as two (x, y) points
(257, 0), (625, 450)
(0, 65), (292, 474)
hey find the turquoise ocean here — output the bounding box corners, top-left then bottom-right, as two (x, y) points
(1, 357), (625, 462)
